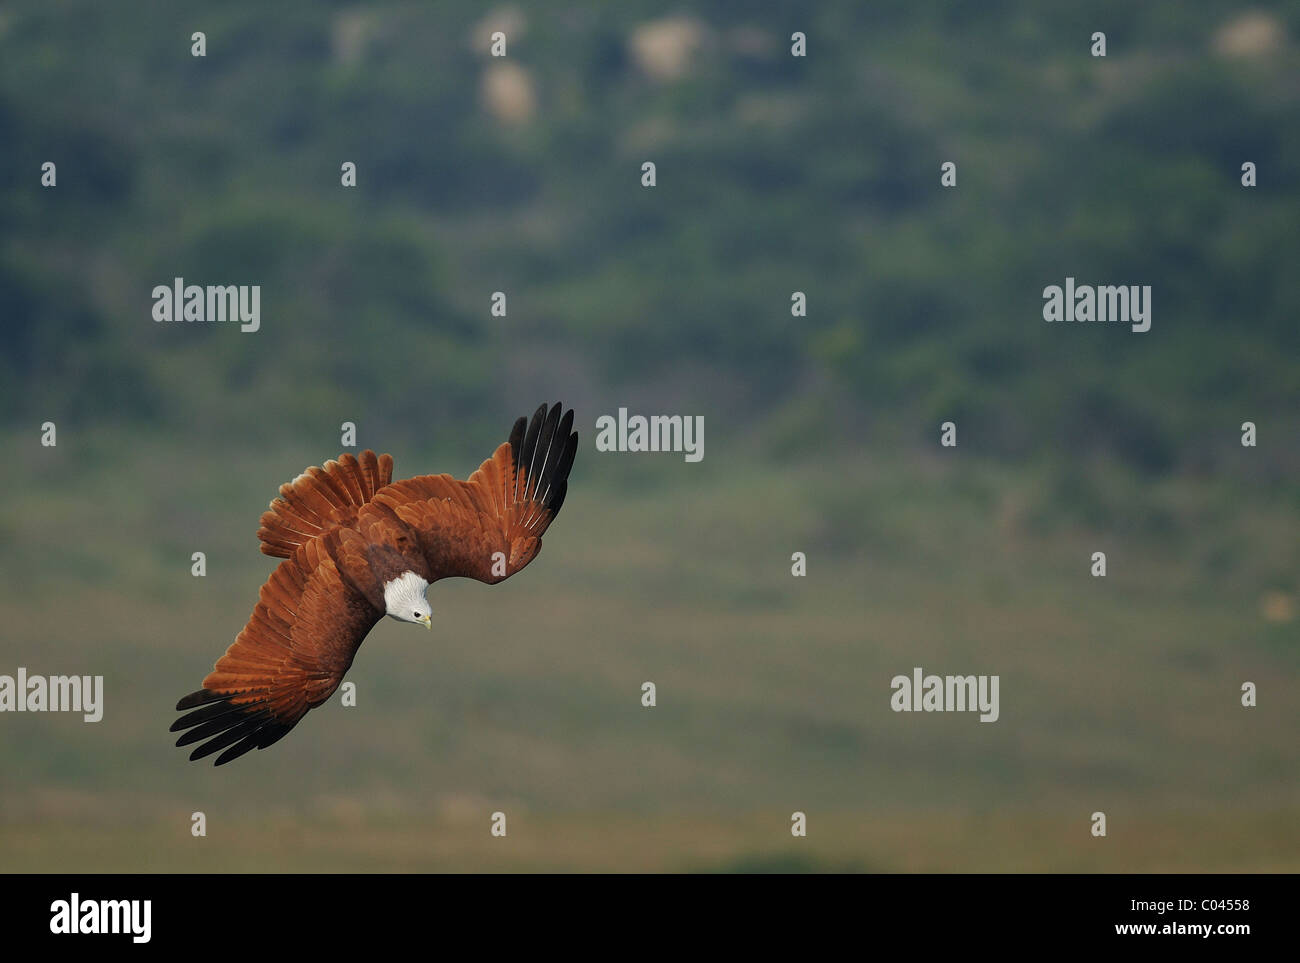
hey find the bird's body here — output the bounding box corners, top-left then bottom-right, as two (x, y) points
(172, 403), (577, 765)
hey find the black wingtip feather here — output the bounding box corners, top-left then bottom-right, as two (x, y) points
(507, 416), (526, 466)
(257, 724), (292, 750)
(528, 403), (563, 499)
(538, 410), (573, 494)
(173, 690), (293, 765)
(170, 699), (241, 733)
(548, 480), (569, 517)
(213, 721), (293, 766)
(509, 399), (577, 516)
(213, 741), (258, 766)
(171, 701), (237, 732)
(542, 430), (578, 510)
(504, 404), (578, 524)
(187, 723), (256, 761)
(175, 688), (224, 712)
(516, 404), (547, 501)
(174, 708), (270, 748)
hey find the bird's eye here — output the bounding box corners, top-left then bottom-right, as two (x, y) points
(413, 611), (419, 618)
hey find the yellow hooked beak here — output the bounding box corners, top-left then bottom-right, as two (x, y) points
(421, 614), (432, 630)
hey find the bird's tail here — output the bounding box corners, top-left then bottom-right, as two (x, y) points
(256, 449), (394, 558)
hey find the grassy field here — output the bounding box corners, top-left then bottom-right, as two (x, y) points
(2, 429), (1297, 871)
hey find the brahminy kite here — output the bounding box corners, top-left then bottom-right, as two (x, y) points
(172, 403), (577, 765)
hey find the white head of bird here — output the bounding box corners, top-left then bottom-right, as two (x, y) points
(383, 571), (432, 628)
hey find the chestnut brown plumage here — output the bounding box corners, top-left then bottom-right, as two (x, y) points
(172, 403), (578, 765)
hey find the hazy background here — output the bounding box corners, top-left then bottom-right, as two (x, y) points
(2, 1), (1297, 871)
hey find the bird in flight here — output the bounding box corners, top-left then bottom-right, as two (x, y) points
(172, 403), (578, 765)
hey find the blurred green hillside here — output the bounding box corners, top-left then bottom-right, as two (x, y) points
(1, 2), (1298, 872)
(3, 2), (1298, 468)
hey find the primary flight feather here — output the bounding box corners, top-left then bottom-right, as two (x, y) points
(171, 403), (578, 766)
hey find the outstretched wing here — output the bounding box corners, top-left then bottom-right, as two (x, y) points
(256, 449), (394, 558)
(360, 402), (578, 585)
(171, 537), (382, 765)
